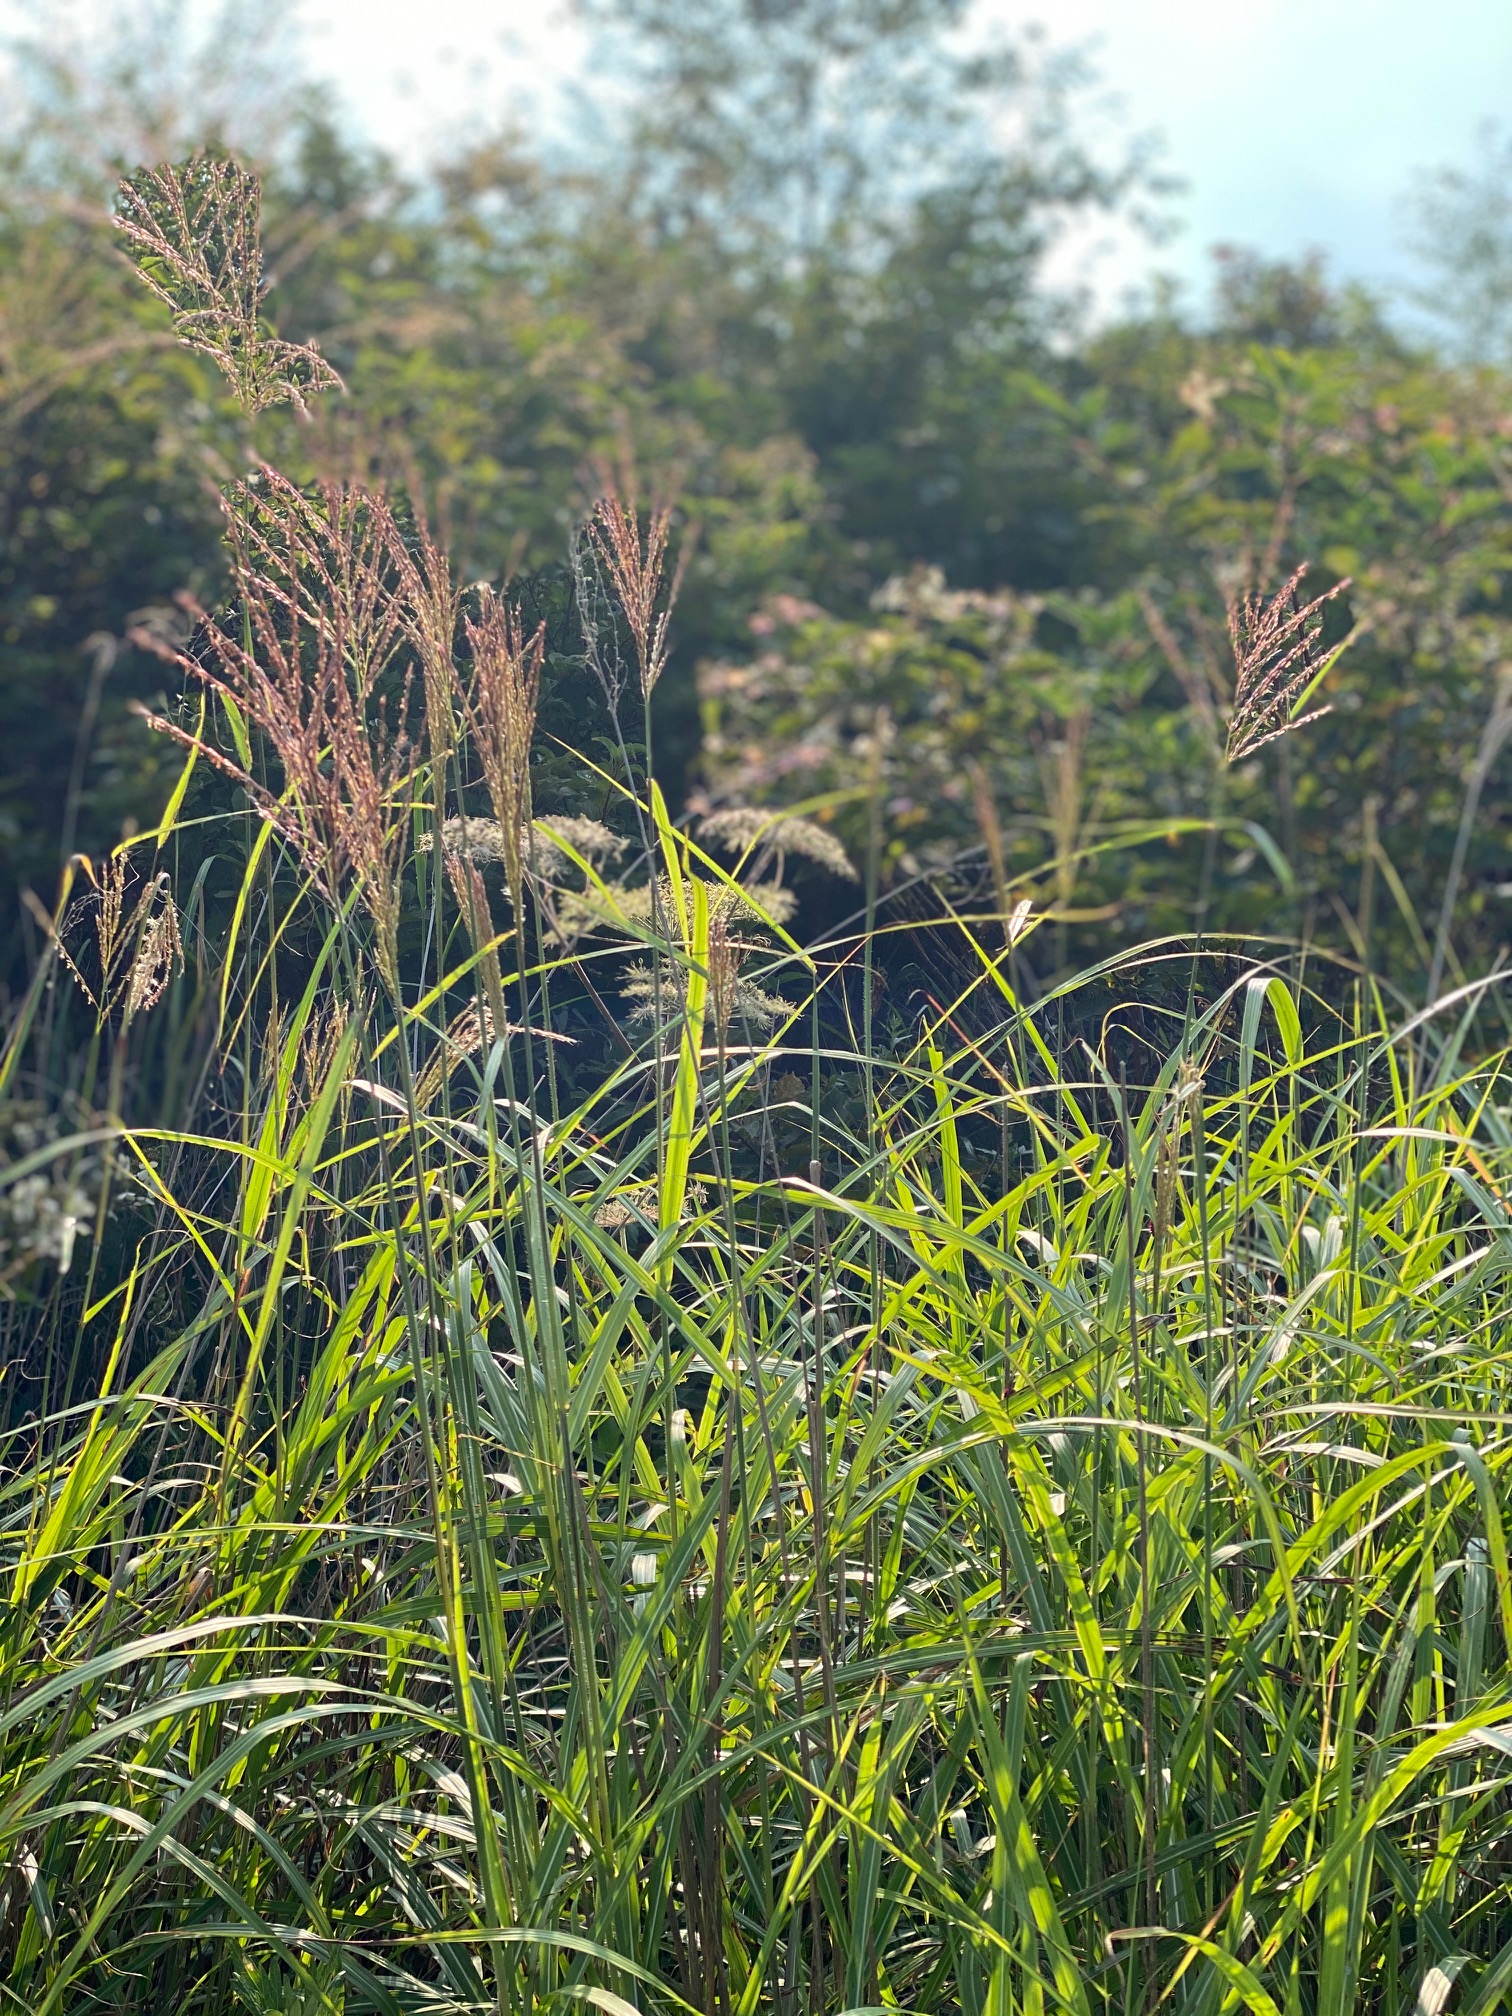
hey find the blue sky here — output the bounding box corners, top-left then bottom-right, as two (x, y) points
(1033, 0), (1512, 306)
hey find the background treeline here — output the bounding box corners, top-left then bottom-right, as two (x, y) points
(4, 0), (1512, 989)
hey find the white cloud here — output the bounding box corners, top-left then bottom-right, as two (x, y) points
(296, 0), (588, 159)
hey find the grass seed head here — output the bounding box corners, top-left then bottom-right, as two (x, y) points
(585, 487), (683, 703)
(121, 882), (184, 1024)
(1226, 563), (1350, 764)
(132, 473), (421, 992)
(699, 806), (857, 882)
(59, 856), (183, 1025)
(115, 156), (341, 415)
(457, 589), (544, 903)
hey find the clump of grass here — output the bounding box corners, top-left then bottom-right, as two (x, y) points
(2, 154), (1512, 2016)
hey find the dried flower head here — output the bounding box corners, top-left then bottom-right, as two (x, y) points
(428, 814), (623, 879)
(444, 847), (508, 1039)
(392, 519), (460, 765)
(131, 473), (417, 991)
(60, 857), (183, 1027)
(444, 848), (498, 945)
(705, 894), (744, 1040)
(621, 960), (790, 1036)
(593, 1180), (706, 1232)
(1226, 564), (1350, 765)
(592, 1191), (641, 1232)
(456, 590), (544, 902)
(699, 807), (857, 882)
(431, 815), (510, 865)
(115, 156), (341, 415)
(531, 815), (627, 881)
(122, 894), (184, 1023)
(583, 488), (685, 703)
(298, 1002), (352, 1111)
(621, 879), (790, 1037)
(414, 1001), (497, 1107)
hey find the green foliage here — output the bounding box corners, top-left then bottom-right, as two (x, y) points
(700, 570), (1202, 928)
(0, 0), (1157, 928)
(0, 176), (242, 905)
(1404, 122), (1512, 366)
(705, 314), (1512, 983)
(8, 28), (1511, 993)
(1097, 321), (1512, 979)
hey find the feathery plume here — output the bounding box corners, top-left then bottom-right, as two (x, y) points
(1226, 564), (1349, 765)
(59, 857), (183, 1026)
(115, 156), (340, 415)
(698, 807), (857, 882)
(584, 489), (684, 703)
(456, 590), (544, 904)
(131, 473), (417, 990)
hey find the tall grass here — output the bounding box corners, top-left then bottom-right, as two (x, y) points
(3, 156), (1512, 2016)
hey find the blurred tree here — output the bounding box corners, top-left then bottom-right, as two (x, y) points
(569, 0), (1151, 591)
(0, 190), (232, 922)
(1210, 246), (1354, 351)
(573, 0), (1091, 261)
(1404, 123), (1512, 366)
(0, 0), (317, 933)
(1, 0), (308, 193)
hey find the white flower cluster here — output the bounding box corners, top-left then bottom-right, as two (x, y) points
(430, 813), (626, 882)
(0, 1173), (92, 1278)
(699, 807), (857, 882)
(0, 1108), (100, 1287)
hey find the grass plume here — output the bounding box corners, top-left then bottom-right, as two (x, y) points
(1225, 561), (1350, 764)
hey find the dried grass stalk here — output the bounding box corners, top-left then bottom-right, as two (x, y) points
(1226, 564), (1350, 765)
(115, 156), (341, 415)
(413, 1002), (496, 1108)
(443, 847), (509, 1040)
(391, 517), (460, 765)
(584, 490), (684, 703)
(455, 591), (544, 903)
(60, 858), (183, 1026)
(132, 472), (417, 990)
(122, 898), (184, 1022)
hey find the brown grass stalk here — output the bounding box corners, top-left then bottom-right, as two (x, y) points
(455, 591), (545, 905)
(584, 489), (686, 704)
(132, 472), (418, 991)
(1225, 563), (1349, 765)
(115, 156), (340, 415)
